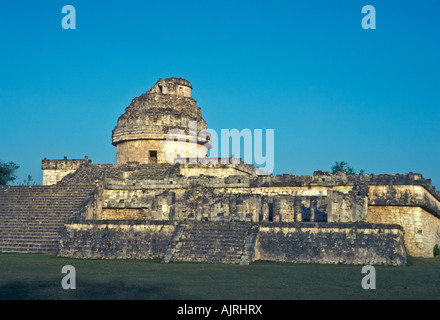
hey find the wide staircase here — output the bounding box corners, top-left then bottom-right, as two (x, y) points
(0, 185), (95, 253)
(170, 221), (252, 264)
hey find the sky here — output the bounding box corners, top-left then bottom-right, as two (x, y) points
(1, 0), (439, 187)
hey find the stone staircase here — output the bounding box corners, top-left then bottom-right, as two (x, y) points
(161, 224), (186, 263)
(170, 221), (252, 264)
(0, 185), (95, 253)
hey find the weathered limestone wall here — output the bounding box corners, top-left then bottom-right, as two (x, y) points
(179, 167), (249, 178)
(57, 221), (407, 265)
(42, 157), (91, 185)
(112, 77), (209, 165)
(58, 169), (440, 259)
(152, 77), (192, 97)
(100, 188), (182, 221)
(367, 206), (440, 257)
(368, 185), (440, 216)
(99, 185), (366, 223)
(101, 208), (148, 220)
(255, 222), (406, 265)
(43, 169), (76, 186)
(326, 189), (368, 223)
(223, 186), (331, 196)
(115, 139), (208, 164)
(58, 221), (176, 259)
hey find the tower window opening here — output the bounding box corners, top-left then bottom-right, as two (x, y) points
(149, 151), (158, 163)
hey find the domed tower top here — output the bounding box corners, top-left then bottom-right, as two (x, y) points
(152, 77), (193, 98)
(112, 77), (210, 164)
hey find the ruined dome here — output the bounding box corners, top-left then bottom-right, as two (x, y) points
(112, 77), (210, 164)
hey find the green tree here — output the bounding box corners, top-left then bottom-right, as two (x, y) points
(0, 160), (20, 185)
(331, 161), (365, 175)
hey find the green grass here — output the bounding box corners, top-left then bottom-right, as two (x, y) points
(0, 253), (439, 300)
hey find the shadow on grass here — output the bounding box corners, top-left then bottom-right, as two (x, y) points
(0, 279), (195, 300)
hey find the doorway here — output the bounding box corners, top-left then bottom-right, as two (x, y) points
(149, 150), (157, 163)
(268, 203), (274, 222)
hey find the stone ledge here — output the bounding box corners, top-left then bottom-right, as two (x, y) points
(67, 219), (178, 226)
(258, 221), (404, 230)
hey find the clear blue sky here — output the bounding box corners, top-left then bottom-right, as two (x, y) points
(1, 0), (439, 187)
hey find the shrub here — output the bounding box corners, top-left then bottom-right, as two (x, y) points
(434, 244), (439, 257)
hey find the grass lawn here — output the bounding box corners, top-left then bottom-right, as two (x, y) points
(0, 253), (439, 300)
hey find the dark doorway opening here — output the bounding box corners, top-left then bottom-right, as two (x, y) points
(268, 203), (274, 222)
(149, 151), (157, 163)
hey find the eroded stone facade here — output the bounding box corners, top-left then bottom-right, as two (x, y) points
(24, 77), (440, 263)
(112, 77), (209, 164)
(42, 156), (91, 185)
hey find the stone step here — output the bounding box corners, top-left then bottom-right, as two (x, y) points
(0, 220), (68, 225)
(0, 227), (65, 233)
(0, 242), (59, 249)
(0, 222), (67, 228)
(239, 225), (259, 265)
(0, 238), (60, 246)
(172, 253), (242, 264)
(0, 233), (59, 240)
(181, 236), (247, 240)
(0, 246), (58, 253)
(171, 222), (251, 264)
(0, 233), (59, 239)
(175, 245), (244, 252)
(161, 224), (186, 263)
(0, 185), (94, 253)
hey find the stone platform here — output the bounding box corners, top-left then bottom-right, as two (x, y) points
(57, 220), (407, 266)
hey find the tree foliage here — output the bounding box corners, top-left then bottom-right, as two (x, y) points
(0, 160), (20, 185)
(331, 161), (365, 175)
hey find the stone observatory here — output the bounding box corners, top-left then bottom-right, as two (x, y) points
(1, 76), (440, 266)
(112, 77), (210, 165)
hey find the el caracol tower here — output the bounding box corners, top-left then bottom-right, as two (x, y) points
(1, 77), (440, 265)
(112, 77), (210, 165)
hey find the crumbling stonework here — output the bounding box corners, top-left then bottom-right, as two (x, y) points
(42, 156), (91, 185)
(58, 221), (175, 259)
(69, 169), (368, 224)
(49, 154), (440, 261)
(367, 206), (440, 257)
(3, 77), (440, 264)
(112, 77), (209, 164)
(57, 220), (407, 266)
(255, 222), (406, 266)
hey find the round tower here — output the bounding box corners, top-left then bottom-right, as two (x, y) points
(112, 77), (210, 164)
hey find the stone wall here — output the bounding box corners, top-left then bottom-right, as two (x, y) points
(367, 206), (440, 257)
(57, 221), (407, 265)
(115, 139), (209, 165)
(112, 77), (209, 165)
(368, 185), (440, 217)
(179, 167), (249, 178)
(255, 222), (406, 265)
(42, 156), (91, 185)
(58, 221), (176, 259)
(53, 166), (440, 259)
(98, 184), (367, 223)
